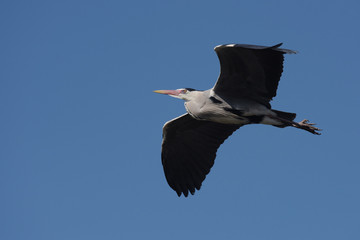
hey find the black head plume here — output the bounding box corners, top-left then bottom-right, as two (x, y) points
(185, 88), (197, 91)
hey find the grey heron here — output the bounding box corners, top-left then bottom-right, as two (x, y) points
(154, 43), (321, 197)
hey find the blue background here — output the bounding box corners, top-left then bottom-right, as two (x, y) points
(1, 0), (359, 239)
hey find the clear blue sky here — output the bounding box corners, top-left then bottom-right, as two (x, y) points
(1, 0), (360, 239)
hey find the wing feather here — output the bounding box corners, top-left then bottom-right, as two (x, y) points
(213, 43), (296, 104)
(161, 114), (240, 197)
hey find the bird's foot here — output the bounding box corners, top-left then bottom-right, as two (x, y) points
(296, 119), (322, 135)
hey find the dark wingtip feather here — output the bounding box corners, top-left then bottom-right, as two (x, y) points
(271, 43), (297, 54)
(214, 43), (297, 54)
(189, 187), (195, 195)
(272, 43), (283, 48)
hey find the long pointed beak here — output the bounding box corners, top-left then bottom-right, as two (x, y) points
(153, 90), (180, 96)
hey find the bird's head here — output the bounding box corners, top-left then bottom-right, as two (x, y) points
(154, 88), (198, 101)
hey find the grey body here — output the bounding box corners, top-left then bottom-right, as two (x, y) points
(184, 89), (276, 125)
(155, 43), (321, 197)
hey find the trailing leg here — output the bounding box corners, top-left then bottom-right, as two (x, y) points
(292, 119), (321, 135)
(267, 114), (321, 135)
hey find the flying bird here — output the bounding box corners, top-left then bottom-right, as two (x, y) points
(154, 43), (321, 197)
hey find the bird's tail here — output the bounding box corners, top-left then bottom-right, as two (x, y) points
(272, 109), (296, 121)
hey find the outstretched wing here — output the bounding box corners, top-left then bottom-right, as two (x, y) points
(213, 43), (296, 105)
(161, 113), (240, 197)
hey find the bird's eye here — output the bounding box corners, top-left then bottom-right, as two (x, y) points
(181, 89), (188, 94)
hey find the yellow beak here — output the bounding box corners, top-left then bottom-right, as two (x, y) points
(153, 90), (180, 95)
